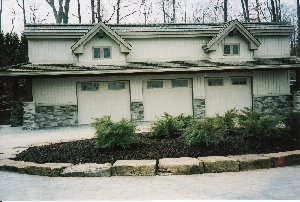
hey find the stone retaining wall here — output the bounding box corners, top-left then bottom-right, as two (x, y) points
(193, 99), (206, 118)
(253, 95), (292, 114)
(1, 150), (299, 177)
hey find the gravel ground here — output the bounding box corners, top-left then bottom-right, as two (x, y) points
(13, 135), (299, 164)
(0, 166), (300, 200)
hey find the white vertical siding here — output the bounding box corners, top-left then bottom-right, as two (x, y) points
(254, 36), (290, 58)
(32, 78), (77, 105)
(130, 78), (143, 102)
(32, 70), (290, 107)
(28, 39), (78, 64)
(252, 70), (290, 96)
(126, 37), (209, 62)
(79, 35), (126, 64)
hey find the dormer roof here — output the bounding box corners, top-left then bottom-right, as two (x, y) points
(71, 22), (132, 54)
(203, 19), (261, 52)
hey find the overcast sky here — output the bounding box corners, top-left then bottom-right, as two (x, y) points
(1, 0), (296, 34)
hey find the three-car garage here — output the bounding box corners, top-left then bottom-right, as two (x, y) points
(76, 76), (253, 124)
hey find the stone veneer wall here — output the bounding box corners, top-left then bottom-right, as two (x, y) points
(23, 102), (37, 130)
(130, 102), (144, 121)
(253, 95), (292, 114)
(10, 101), (23, 127)
(292, 91), (300, 112)
(35, 105), (78, 128)
(193, 99), (206, 118)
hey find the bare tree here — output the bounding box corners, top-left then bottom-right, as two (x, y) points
(116, 0), (121, 24)
(77, 0), (82, 23)
(97, 0), (101, 22)
(241, 0), (250, 22)
(160, 0), (172, 23)
(0, 0), (2, 32)
(91, 0), (95, 23)
(269, 0), (281, 22)
(28, 2), (49, 24)
(11, 11), (16, 32)
(224, 0), (228, 22)
(46, 0), (71, 24)
(16, 0), (26, 26)
(255, 0), (261, 22)
(141, 0), (153, 24)
(172, 0), (176, 23)
(297, 0), (300, 89)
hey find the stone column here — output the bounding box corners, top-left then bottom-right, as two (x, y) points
(23, 102), (37, 130)
(292, 91), (300, 112)
(130, 102), (144, 121)
(193, 98), (206, 118)
(10, 101), (23, 127)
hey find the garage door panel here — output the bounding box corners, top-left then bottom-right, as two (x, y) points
(77, 81), (130, 124)
(205, 77), (252, 116)
(143, 79), (193, 121)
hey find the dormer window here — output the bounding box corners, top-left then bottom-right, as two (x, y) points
(93, 47), (111, 59)
(223, 44), (240, 56)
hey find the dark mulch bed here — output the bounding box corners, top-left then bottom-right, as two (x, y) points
(13, 134), (300, 164)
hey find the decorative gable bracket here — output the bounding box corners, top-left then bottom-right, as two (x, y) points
(203, 19), (261, 53)
(71, 22), (132, 54)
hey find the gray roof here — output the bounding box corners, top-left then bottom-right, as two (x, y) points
(1, 57), (300, 77)
(24, 22), (294, 39)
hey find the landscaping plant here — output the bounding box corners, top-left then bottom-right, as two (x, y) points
(92, 116), (137, 149)
(238, 108), (286, 139)
(182, 117), (225, 146)
(150, 113), (193, 138)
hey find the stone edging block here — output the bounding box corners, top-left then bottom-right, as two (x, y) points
(262, 150), (300, 167)
(0, 159), (71, 177)
(61, 163), (112, 177)
(198, 156), (239, 173)
(229, 154), (272, 171)
(112, 160), (156, 176)
(158, 157), (203, 175)
(0, 150), (299, 177)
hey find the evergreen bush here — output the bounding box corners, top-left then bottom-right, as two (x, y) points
(150, 113), (193, 138)
(92, 116), (137, 149)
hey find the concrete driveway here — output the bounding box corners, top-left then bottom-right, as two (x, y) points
(0, 166), (300, 200)
(0, 125), (299, 200)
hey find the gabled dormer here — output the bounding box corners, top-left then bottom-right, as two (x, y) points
(71, 22), (132, 65)
(203, 20), (261, 62)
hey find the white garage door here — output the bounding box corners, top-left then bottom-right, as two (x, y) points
(143, 79), (193, 121)
(77, 81), (130, 124)
(205, 77), (252, 116)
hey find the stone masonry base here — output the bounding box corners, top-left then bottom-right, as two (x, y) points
(293, 91), (300, 112)
(193, 98), (206, 118)
(253, 95), (292, 114)
(130, 102), (144, 121)
(22, 102), (78, 130)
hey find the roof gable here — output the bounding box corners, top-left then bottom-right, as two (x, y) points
(203, 20), (261, 52)
(71, 22), (131, 54)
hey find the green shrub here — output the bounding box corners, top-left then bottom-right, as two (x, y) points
(282, 112), (300, 138)
(238, 108), (285, 139)
(216, 108), (240, 136)
(182, 117), (225, 146)
(150, 113), (193, 138)
(92, 116), (137, 149)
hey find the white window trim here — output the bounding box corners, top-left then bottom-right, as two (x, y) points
(92, 46), (112, 60)
(223, 44), (240, 56)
